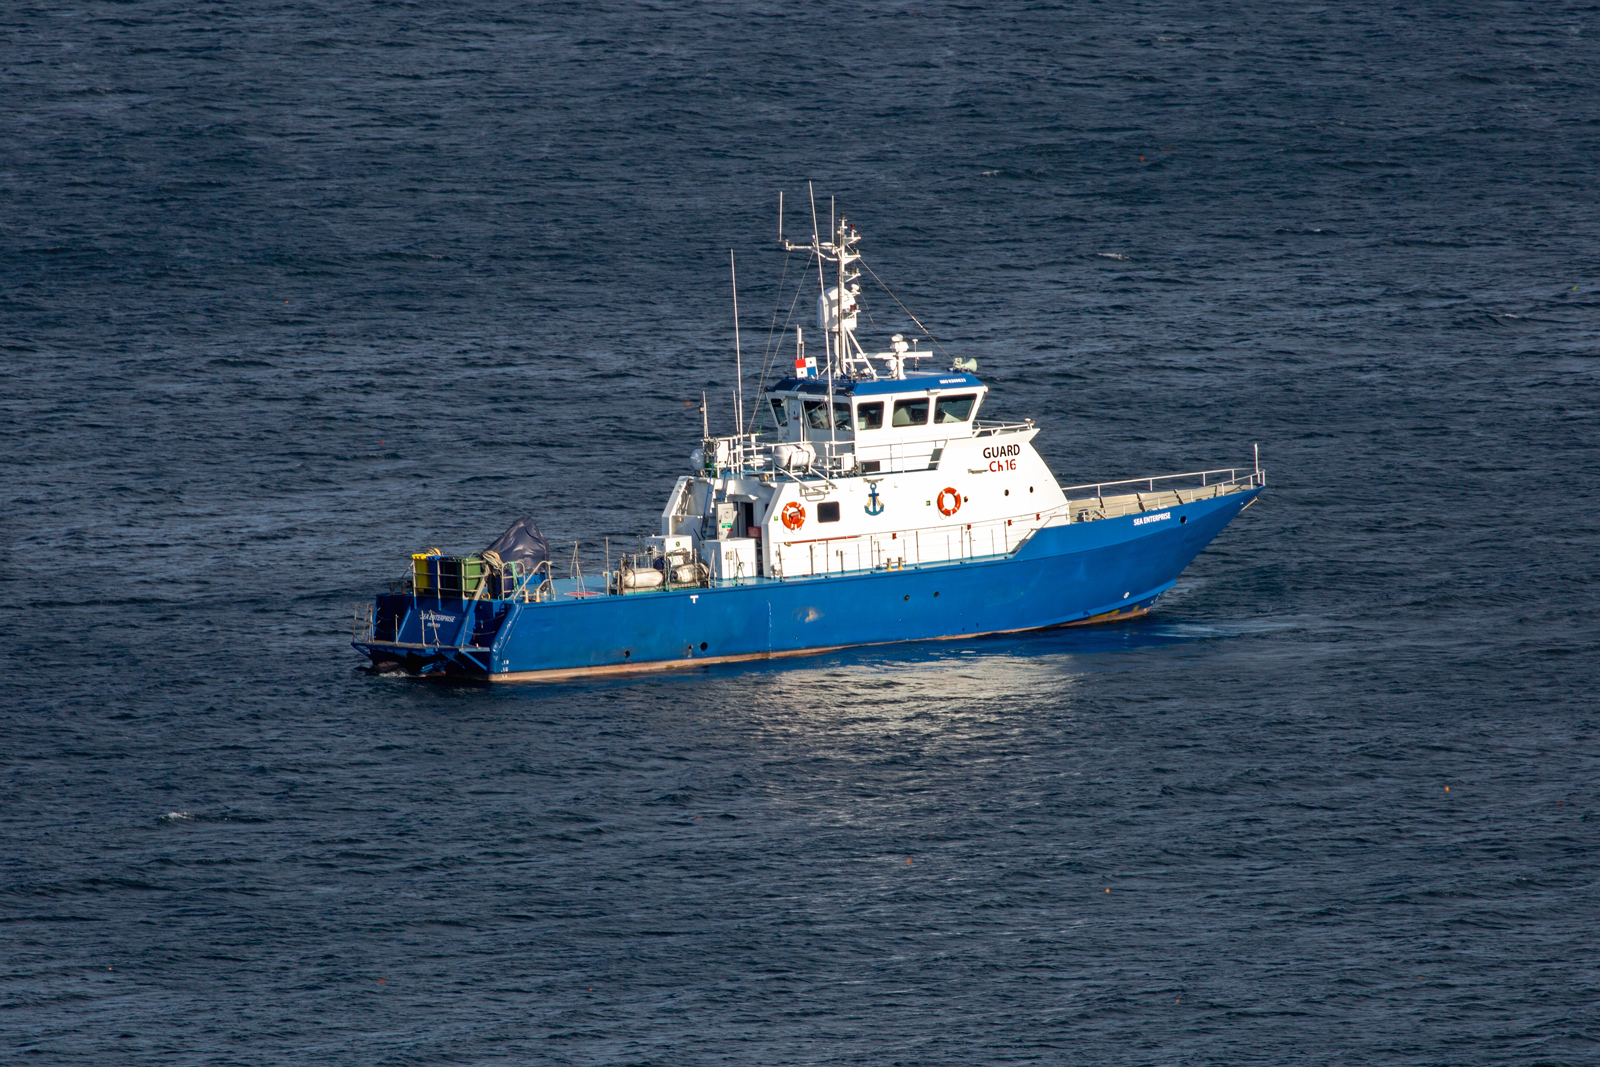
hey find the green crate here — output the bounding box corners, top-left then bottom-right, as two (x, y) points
(460, 555), (486, 594)
(435, 556), (487, 598)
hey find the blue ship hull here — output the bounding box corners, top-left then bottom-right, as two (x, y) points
(354, 486), (1260, 681)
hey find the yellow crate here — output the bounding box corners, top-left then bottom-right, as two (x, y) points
(412, 548), (444, 593)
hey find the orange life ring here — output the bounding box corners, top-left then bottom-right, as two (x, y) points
(781, 501), (806, 530)
(936, 487), (962, 516)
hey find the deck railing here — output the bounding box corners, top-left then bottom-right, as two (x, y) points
(769, 507), (1054, 578)
(1060, 466), (1265, 522)
(387, 559), (558, 604)
(971, 419), (1035, 437)
(352, 602), (375, 642)
(1058, 465), (1265, 499)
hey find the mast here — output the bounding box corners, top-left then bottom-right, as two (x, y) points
(829, 215), (842, 449)
(836, 215), (846, 379)
(826, 293), (837, 449)
(784, 188), (869, 382)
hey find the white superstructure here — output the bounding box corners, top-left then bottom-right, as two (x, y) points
(642, 211), (1258, 590)
(648, 212), (1070, 582)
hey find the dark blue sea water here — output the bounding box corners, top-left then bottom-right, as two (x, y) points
(5, 2), (1599, 1063)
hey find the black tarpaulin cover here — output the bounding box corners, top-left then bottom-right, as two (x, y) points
(483, 516), (550, 575)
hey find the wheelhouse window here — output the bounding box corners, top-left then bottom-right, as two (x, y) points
(892, 397), (930, 427)
(856, 402), (883, 430)
(803, 400), (851, 432)
(818, 501), (841, 522)
(768, 397), (788, 426)
(934, 393), (977, 423)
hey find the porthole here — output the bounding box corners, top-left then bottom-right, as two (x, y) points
(700, 641), (708, 650)
(1179, 515), (1188, 524)
(904, 594), (910, 601)
(934, 591), (940, 598)
(1004, 489), (1010, 496)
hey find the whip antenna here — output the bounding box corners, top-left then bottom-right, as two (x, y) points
(730, 249), (743, 438)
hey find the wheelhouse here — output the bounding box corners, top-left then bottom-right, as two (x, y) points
(758, 371), (987, 469)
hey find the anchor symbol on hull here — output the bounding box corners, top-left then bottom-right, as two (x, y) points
(864, 479), (885, 516)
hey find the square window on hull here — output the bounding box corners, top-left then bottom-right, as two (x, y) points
(818, 502), (841, 522)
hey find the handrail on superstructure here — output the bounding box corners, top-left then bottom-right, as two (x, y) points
(706, 412), (1037, 479)
(711, 432), (956, 481)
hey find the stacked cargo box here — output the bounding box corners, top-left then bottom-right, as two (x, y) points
(411, 554), (487, 598)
